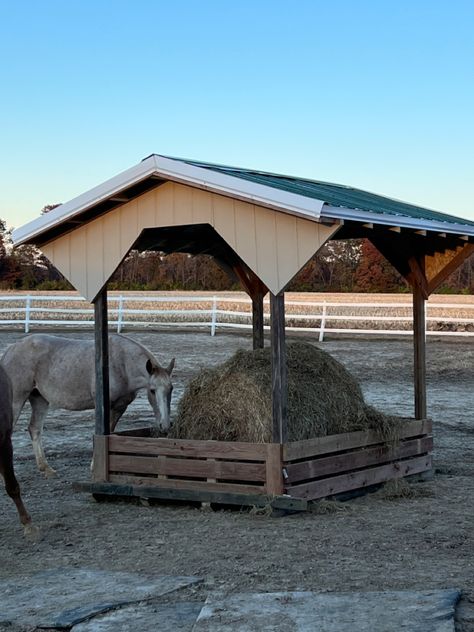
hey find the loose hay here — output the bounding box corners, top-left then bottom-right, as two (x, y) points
(171, 342), (406, 443)
(308, 500), (352, 515)
(377, 479), (435, 500)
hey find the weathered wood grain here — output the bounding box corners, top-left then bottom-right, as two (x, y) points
(108, 435), (268, 460)
(287, 455), (432, 500)
(283, 419), (432, 461)
(108, 453), (266, 482)
(285, 436), (433, 484)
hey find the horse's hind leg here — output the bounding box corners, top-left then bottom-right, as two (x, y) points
(0, 433), (36, 537)
(28, 390), (55, 478)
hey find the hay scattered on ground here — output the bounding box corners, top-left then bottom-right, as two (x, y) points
(170, 342), (407, 443)
(376, 479), (435, 500)
(308, 500), (352, 515)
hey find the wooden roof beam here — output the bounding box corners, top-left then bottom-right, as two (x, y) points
(407, 256), (429, 300)
(427, 243), (474, 294)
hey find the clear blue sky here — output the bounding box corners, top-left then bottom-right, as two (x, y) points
(1, 0), (473, 230)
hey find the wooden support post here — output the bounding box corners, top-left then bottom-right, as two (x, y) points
(413, 281), (427, 420)
(92, 435), (109, 482)
(230, 262), (267, 349)
(252, 291), (264, 350)
(94, 288), (110, 435)
(270, 292), (288, 443)
(265, 443), (284, 495)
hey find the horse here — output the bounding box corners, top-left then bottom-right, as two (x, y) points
(0, 364), (37, 537)
(1, 334), (175, 478)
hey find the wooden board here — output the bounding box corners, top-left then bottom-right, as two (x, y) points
(92, 435), (109, 482)
(107, 474), (266, 495)
(108, 435), (267, 460)
(287, 455), (432, 499)
(285, 436), (433, 484)
(283, 419), (432, 462)
(108, 454), (266, 482)
(73, 481), (308, 511)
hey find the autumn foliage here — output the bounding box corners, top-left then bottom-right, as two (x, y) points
(0, 213), (473, 293)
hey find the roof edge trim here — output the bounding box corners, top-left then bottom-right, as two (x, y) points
(12, 157), (159, 246)
(12, 155), (325, 246)
(322, 205), (474, 237)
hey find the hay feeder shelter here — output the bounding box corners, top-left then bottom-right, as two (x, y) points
(13, 155), (474, 510)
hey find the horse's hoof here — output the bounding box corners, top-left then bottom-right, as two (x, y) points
(24, 523), (41, 542)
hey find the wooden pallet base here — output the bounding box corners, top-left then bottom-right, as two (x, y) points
(73, 481), (308, 512)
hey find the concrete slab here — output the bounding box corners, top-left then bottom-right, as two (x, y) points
(193, 589), (461, 632)
(0, 569), (201, 629)
(73, 601), (204, 632)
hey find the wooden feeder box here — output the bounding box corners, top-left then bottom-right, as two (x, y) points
(80, 419), (433, 511)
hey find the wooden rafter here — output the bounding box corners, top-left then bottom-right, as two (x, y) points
(426, 243), (474, 295)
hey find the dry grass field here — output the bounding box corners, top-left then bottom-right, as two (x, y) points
(1, 290), (474, 334)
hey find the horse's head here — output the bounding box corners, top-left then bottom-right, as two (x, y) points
(145, 358), (175, 432)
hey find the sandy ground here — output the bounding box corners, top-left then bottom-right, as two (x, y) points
(1, 329), (474, 631)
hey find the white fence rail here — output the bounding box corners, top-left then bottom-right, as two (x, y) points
(0, 294), (474, 339)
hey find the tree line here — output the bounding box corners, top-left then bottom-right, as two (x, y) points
(1, 217), (473, 294)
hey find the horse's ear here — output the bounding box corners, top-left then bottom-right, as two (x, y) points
(146, 359), (153, 375)
(167, 358), (175, 376)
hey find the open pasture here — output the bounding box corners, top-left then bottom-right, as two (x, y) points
(1, 329), (474, 630)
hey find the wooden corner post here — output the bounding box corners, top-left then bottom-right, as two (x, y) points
(270, 292), (288, 443)
(413, 283), (427, 419)
(252, 290), (265, 350)
(410, 256), (428, 420)
(93, 287), (111, 436)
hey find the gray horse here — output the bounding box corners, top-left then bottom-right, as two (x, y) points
(0, 364), (37, 537)
(2, 334), (174, 477)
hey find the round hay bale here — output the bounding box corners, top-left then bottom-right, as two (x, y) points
(171, 342), (403, 443)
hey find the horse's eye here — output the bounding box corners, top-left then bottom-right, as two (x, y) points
(150, 389), (156, 395)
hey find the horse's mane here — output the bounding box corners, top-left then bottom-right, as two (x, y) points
(113, 334), (158, 364)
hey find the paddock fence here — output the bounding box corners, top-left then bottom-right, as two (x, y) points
(0, 293), (473, 340)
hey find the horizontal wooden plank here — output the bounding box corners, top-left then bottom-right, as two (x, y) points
(287, 455), (432, 500)
(283, 419), (432, 462)
(108, 474), (266, 495)
(113, 427), (153, 437)
(108, 454), (266, 482)
(108, 435), (268, 460)
(73, 481), (308, 511)
(285, 436), (433, 484)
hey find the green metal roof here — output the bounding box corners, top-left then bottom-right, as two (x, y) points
(178, 157), (474, 229)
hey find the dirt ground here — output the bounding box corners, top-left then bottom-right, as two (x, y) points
(1, 329), (474, 631)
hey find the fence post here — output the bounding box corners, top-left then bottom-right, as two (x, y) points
(25, 295), (31, 334)
(318, 302), (327, 343)
(117, 295), (124, 333)
(210, 296), (218, 336)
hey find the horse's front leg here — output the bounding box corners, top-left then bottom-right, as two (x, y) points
(110, 395), (135, 433)
(28, 391), (56, 478)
